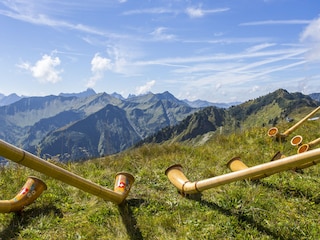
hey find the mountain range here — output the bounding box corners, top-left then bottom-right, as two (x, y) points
(0, 90), (199, 161)
(1, 88), (319, 162)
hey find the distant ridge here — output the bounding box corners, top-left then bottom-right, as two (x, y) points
(111, 92), (125, 100)
(59, 88), (96, 98)
(0, 93), (22, 106)
(309, 93), (320, 102)
(182, 99), (240, 108)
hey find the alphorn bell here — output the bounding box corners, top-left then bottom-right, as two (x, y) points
(290, 135), (303, 146)
(0, 176), (47, 213)
(227, 157), (266, 180)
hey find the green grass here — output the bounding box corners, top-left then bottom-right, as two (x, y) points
(1, 121), (320, 239)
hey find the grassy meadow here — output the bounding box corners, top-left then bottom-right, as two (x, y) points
(0, 120), (320, 239)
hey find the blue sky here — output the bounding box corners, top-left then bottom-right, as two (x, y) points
(0, 0), (319, 103)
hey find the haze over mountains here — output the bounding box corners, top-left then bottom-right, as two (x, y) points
(1, 88), (319, 162)
(0, 88), (235, 108)
(0, 93), (21, 106)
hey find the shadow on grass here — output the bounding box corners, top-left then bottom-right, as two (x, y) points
(0, 204), (63, 240)
(118, 198), (145, 240)
(187, 194), (285, 240)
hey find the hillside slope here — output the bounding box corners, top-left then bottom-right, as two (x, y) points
(142, 89), (320, 145)
(39, 104), (141, 160)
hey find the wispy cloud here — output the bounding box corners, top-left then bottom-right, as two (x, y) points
(240, 20), (311, 26)
(300, 17), (320, 61)
(172, 52), (305, 76)
(245, 43), (276, 53)
(105, 45), (136, 75)
(122, 8), (176, 15)
(177, 58), (307, 102)
(0, 8), (106, 35)
(232, 50), (307, 73)
(17, 52), (63, 83)
(183, 37), (272, 45)
(146, 44), (309, 102)
(150, 27), (176, 41)
(122, 6), (229, 18)
(0, 0), (127, 39)
(185, 6), (229, 18)
(135, 47), (307, 67)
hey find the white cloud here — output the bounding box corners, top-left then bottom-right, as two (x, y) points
(18, 53), (62, 83)
(87, 53), (112, 88)
(186, 7), (204, 18)
(87, 44), (142, 87)
(300, 17), (320, 61)
(301, 18), (320, 42)
(91, 53), (112, 72)
(151, 27), (175, 41)
(250, 85), (260, 93)
(185, 6), (229, 18)
(106, 46), (128, 74)
(136, 80), (156, 95)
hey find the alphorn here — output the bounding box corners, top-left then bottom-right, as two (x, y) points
(0, 139), (134, 204)
(165, 148), (320, 195)
(267, 106), (320, 140)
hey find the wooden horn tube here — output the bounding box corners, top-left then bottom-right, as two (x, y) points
(269, 150), (317, 171)
(0, 139), (134, 205)
(0, 176), (47, 213)
(282, 106), (320, 136)
(165, 148), (320, 195)
(294, 157), (320, 170)
(268, 106), (320, 140)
